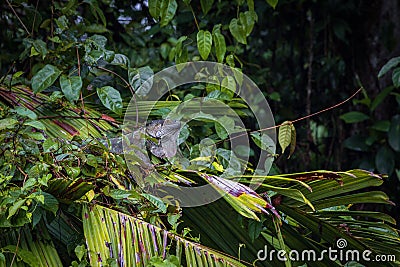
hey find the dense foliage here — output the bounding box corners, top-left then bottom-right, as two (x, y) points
(0, 0), (399, 266)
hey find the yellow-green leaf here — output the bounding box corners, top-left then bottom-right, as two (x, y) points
(197, 30), (212, 60)
(278, 121), (292, 154)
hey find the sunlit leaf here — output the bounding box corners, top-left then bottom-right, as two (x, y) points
(229, 18), (247, 44)
(149, 0), (178, 26)
(24, 120), (46, 130)
(197, 30), (212, 60)
(278, 121), (292, 154)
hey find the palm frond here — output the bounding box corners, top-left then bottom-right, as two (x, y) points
(83, 204), (248, 267)
(0, 224), (63, 267)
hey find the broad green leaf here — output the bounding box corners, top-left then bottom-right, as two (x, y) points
(160, 0), (178, 26)
(251, 132), (275, 154)
(60, 75), (82, 102)
(226, 54), (235, 67)
(32, 39), (48, 58)
(75, 245), (86, 261)
(8, 199), (26, 219)
(174, 36), (188, 70)
(13, 106), (37, 120)
(43, 138), (60, 152)
(25, 131), (45, 140)
(213, 29), (226, 63)
(0, 118), (18, 130)
(142, 193), (167, 213)
(160, 43), (170, 59)
(343, 135), (368, 151)
(370, 86), (394, 111)
(266, 0), (278, 9)
(96, 86), (123, 115)
(197, 30), (212, 60)
(220, 75), (236, 98)
(149, 0), (162, 20)
(392, 68), (400, 87)
(61, 0), (77, 14)
(110, 53), (130, 68)
(87, 34), (107, 48)
(370, 120), (390, 132)
(12, 71), (24, 79)
(340, 111), (369, 123)
(106, 189), (134, 200)
(388, 115), (400, 151)
(239, 11), (257, 36)
(86, 154), (98, 168)
(378, 56), (400, 78)
(128, 66), (154, 96)
(229, 11), (257, 45)
(248, 220), (263, 242)
(55, 15), (68, 30)
(375, 146), (395, 175)
(200, 0), (214, 15)
(233, 67), (244, 86)
(31, 64), (62, 93)
(24, 120), (46, 130)
(214, 116), (235, 140)
(150, 0), (178, 26)
(229, 18), (247, 44)
(278, 121), (292, 154)
(65, 166), (80, 178)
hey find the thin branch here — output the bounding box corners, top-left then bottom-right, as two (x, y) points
(220, 88), (362, 144)
(189, 6), (200, 31)
(9, 229), (21, 267)
(31, 0), (40, 36)
(289, 88), (362, 124)
(5, 0), (30, 36)
(76, 46), (81, 77)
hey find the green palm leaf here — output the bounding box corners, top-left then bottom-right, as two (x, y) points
(82, 204), (248, 266)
